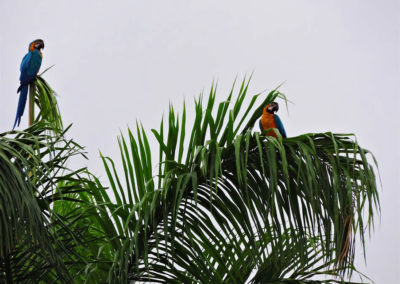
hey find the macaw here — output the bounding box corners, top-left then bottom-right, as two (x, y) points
(13, 39), (45, 129)
(259, 101), (287, 138)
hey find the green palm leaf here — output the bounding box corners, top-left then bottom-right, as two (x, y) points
(100, 78), (379, 283)
(28, 70), (63, 131)
(0, 122), (108, 283)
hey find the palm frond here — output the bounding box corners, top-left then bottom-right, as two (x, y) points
(100, 78), (379, 283)
(31, 74), (63, 131)
(0, 122), (107, 282)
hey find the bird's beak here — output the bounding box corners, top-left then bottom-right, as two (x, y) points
(271, 103), (279, 112)
(35, 42), (45, 50)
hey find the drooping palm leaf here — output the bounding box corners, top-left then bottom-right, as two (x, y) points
(0, 122), (109, 283)
(100, 78), (379, 283)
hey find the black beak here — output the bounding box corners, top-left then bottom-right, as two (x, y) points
(270, 102), (279, 112)
(34, 39), (45, 49)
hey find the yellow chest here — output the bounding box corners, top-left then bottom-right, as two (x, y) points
(260, 114), (277, 137)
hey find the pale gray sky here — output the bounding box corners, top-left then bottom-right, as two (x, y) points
(1, 0), (399, 282)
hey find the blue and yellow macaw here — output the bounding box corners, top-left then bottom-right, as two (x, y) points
(13, 39), (45, 129)
(259, 102), (287, 138)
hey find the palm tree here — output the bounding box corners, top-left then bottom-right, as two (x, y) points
(0, 77), (110, 283)
(0, 122), (86, 282)
(99, 78), (379, 283)
(0, 75), (379, 283)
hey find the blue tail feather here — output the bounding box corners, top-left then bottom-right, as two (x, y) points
(17, 83), (28, 93)
(13, 85), (29, 129)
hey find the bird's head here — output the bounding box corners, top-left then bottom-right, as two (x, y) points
(29, 39), (45, 51)
(266, 102), (279, 114)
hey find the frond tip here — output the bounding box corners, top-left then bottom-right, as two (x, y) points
(32, 75), (63, 131)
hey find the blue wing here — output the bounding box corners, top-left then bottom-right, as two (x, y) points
(274, 114), (287, 138)
(19, 50), (42, 86)
(14, 50), (42, 128)
(20, 53), (31, 73)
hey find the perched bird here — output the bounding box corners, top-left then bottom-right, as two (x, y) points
(13, 39), (45, 129)
(259, 102), (287, 138)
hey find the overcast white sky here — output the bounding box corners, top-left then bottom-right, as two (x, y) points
(1, 0), (399, 282)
